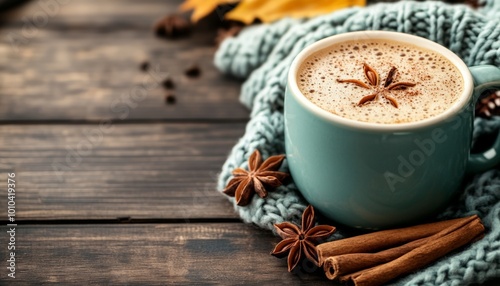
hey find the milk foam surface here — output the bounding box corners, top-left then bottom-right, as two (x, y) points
(297, 39), (463, 124)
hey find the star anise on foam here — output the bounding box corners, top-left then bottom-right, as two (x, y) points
(337, 63), (416, 108)
(223, 150), (288, 206)
(271, 205), (336, 272)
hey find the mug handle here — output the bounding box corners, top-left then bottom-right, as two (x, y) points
(467, 65), (500, 173)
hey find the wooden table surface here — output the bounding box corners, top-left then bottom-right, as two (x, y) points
(0, 0), (497, 285)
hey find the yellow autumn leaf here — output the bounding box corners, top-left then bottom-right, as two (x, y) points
(180, 0), (240, 23)
(226, 0), (366, 24)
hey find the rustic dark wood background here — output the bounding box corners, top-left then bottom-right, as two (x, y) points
(0, 0), (497, 284)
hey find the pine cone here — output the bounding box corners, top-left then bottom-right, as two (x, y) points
(476, 90), (500, 118)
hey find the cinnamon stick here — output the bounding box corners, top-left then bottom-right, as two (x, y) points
(322, 215), (480, 280)
(323, 235), (429, 280)
(316, 216), (475, 266)
(343, 216), (484, 286)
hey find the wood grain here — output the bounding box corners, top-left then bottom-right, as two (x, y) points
(1, 0), (198, 29)
(0, 123), (245, 220)
(0, 0), (248, 121)
(1, 224), (497, 285)
(0, 224), (333, 285)
(1, 1), (494, 285)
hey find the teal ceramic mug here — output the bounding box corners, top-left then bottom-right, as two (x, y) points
(285, 31), (500, 229)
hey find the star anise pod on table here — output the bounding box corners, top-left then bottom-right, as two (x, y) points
(215, 24), (244, 47)
(154, 14), (191, 38)
(271, 205), (336, 272)
(337, 63), (416, 108)
(223, 150), (288, 206)
(476, 90), (500, 118)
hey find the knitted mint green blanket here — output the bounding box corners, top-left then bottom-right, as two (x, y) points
(215, 0), (500, 284)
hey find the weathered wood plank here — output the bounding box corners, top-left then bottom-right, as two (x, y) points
(0, 123), (245, 220)
(2, 224), (497, 285)
(0, 28), (248, 121)
(0, 223), (332, 285)
(1, 0), (196, 30)
(0, 0), (248, 121)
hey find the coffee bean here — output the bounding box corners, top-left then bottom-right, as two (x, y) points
(139, 61), (150, 72)
(162, 78), (175, 89)
(185, 64), (201, 78)
(165, 93), (176, 105)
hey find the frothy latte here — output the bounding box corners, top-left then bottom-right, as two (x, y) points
(297, 39), (463, 124)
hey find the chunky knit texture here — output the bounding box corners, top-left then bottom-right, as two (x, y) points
(215, 0), (500, 285)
